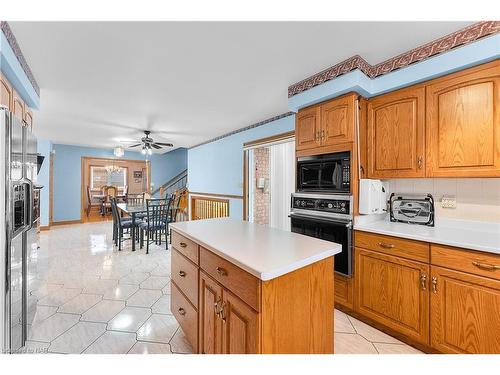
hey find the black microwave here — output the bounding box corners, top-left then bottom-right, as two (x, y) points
(296, 152), (350, 193)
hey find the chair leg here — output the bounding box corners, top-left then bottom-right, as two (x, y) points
(146, 230), (150, 254)
(118, 229), (122, 251)
(140, 229), (144, 249)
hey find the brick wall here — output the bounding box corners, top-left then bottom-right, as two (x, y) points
(253, 147), (270, 225)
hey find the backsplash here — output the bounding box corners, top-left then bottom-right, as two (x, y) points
(384, 178), (500, 223)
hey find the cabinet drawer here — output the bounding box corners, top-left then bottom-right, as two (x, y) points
(171, 248), (199, 307)
(200, 247), (261, 311)
(431, 244), (500, 281)
(171, 283), (198, 353)
(172, 230), (199, 264)
(355, 231), (429, 263)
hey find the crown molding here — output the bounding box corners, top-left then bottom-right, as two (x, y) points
(288, 21), (500, 98)
(1, 21), (40, 96)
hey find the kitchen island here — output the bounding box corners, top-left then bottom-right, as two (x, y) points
(169, 218), (342, 354)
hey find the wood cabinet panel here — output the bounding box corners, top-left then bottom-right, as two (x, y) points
(171, 230), (199, 264)
(426, 61), (500, 177)
(12, 90), (25, 122)
(321, 94), (355, 146)
(367, 86), (426, 178)
(431, 244), (500, 281)
(296, 105), (321, 151)
(24, 108), (33, 130)
(334, 273), (353, 309)
(355, 231), (430, 263)
(355, 248), (429, 345)
(198, 271), (223, 354)
(171, 282), (198, 353)
(1, 73), (13, 110)
(430, 266), (500, 353)
(200, 247), (260, 311)
(222, 290), (259, 354)
(171, 248), (199, 307)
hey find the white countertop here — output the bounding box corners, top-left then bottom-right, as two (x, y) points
(354, 215), (500, 255)
(170, 218), (342, 281)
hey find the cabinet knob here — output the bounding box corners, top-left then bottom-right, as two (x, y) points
(216, 266), (228, 276)
(179, 242), (187, 248)
(178, 270), (186, 277)
(417, 156), (423, 169)
(178, 307), (186, 316)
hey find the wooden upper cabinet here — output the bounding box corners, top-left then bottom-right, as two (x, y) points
(426, 61), (500, 177)
(296, 106), (321, 151)
(367, 86), (426, 178)
(199, 271), (223, 354)
(430, 266), (500, 354)
(1, 73), (13, 111)
(355, 248), (429, 345)
(321, 94), (355, 146)
(12, 90), (25, 123)
(222, 290), (259, 354)
(24, 108), (34, 131)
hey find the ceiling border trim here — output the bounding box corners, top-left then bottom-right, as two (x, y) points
(1, 21), (40, 96)
(288, 21), (500, 98)
(189, 111), (294, 149)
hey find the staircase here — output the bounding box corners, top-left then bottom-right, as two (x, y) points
(152, 169), (187, 197)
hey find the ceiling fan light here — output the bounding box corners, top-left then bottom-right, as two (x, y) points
(114, 146), (124, 157)
(147, 148), (152, 155)
(141, 147), (147, 155)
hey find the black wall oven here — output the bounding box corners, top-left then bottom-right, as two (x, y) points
(297, 151), (350, 193)
(290, 193), (353, 276)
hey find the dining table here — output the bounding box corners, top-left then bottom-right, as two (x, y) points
(94, 194), (127, 215)
(116, 202), (180, 252)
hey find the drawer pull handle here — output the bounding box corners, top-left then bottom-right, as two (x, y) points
(214, 297), (222, 316)
(420, 273), (427, 291)
(178, 307), (186, 316)
(220, 302), (226, 322)
(216, 267), (228, 276)
(179, 242), (187, 248)
(178, 270), (186, 277)
(378, 242), (395, 249)
(472, 261), (500, 271)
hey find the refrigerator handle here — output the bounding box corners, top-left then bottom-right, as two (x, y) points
(26, 178), (34, 231)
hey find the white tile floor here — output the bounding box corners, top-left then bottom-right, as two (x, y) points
(23, 221), (422, 354)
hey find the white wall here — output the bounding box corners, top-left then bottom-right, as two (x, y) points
(385, 178), (500, 222)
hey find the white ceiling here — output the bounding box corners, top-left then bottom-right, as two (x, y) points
(10, 21), (472, 151)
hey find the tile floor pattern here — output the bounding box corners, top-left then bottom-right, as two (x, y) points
(23, 222), (421, 354)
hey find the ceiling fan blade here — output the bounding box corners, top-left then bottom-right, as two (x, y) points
(154, 142), (173, 147)
(151, 143), (162, 149)
(128, 143), (142, 148)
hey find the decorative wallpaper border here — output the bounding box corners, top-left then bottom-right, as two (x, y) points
(189, 111), (294, 149)
(1, 21), (40, 96)
(288, 21), (500, 97)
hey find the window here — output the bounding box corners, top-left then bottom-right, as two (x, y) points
(90, 166), (127, 191)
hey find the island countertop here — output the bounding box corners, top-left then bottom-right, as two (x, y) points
(169, 218), (342, 281)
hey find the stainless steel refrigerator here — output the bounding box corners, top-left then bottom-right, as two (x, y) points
(1, 107), (38, 353)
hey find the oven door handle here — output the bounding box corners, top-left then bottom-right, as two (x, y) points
(289, 213), (352, 228)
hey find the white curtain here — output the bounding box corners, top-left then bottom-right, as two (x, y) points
(269, 140), (295, 231)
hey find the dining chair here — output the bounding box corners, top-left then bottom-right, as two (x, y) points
(139, 201), (169, 253)
(110, 197), (142, 251)
(102, 186), (117, 216)
(86, 186), (97, 217)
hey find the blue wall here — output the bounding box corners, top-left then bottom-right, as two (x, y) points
(37, 140), (52, 227)
(188, 115), (295, 219)
(52, 144), (187, 222)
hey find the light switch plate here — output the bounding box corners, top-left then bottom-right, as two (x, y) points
(441, 196), (457, 209)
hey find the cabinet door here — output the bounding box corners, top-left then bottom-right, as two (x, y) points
(430, 266), (500, 354)
(367, 87), (425, 178)
(321, 94), (355, 146)
(1, 73), (13, 110)
(296, 106), (320, 151)
(222, 290), (259, 354)
(426, 61), (500, 177)
(355, 248), (429, 344)
(199, 271), (223, 354)
(12, 90), (25, 123)
(24, 108), (34, 131)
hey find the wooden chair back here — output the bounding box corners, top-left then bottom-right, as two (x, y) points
(105, 186), (117, 202)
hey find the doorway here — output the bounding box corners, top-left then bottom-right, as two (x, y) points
(244, 132), (295, 231)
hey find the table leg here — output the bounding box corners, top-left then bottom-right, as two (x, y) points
(131, 212), (136, 252)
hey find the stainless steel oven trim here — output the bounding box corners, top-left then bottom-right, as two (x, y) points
(290, 209), (352, 222)
(292, 192), (352, 201)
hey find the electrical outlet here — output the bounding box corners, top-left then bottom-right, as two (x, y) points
(441, 196), (457, 209)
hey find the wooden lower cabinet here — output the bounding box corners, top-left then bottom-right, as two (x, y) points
(354, 247), (429, 345)
(199, 271), (223, 354)
(430, 266), (500, 354)
(334, 273), (353, 309)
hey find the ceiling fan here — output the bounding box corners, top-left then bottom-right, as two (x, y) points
(128, 130), (173, 155)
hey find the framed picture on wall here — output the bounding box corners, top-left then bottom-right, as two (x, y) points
(133, 171), (143, 178)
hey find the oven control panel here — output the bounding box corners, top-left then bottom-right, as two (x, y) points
(292, 194), (351, 215)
